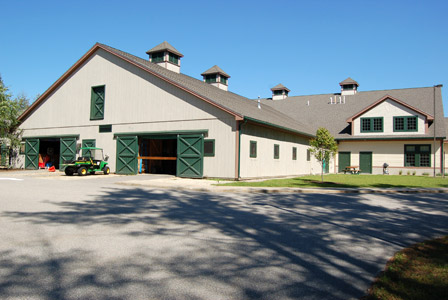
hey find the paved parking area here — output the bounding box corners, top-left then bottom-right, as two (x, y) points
(0, 171), (447, 299)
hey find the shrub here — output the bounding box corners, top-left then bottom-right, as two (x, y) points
(399, 170), (403, 175)
(422, 172), (429, 176)
(412, 171), (416, 176)
(407, 171), (411, 176)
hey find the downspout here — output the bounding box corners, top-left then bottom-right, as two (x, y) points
(441, 140), (444, 177)
(237, 119), (247, 180)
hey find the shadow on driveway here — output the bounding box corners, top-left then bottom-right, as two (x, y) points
(1, 188), (447, 299)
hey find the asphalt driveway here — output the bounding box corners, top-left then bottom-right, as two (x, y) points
(0, 171), (447, 299)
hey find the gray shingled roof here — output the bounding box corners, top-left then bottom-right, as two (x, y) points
(260, 87), (446, 139)
(271, 84), (290, 92)
(145, 41), (184, 57)
(201, 65), (230, 78)
(100, 44), (315, 137)
(339, 77), (359, 86)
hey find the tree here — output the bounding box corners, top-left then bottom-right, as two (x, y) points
(0, 75), (29, 166)
(309, 127), (338, 182)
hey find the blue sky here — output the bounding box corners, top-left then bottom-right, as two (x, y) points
(1, 0), (447, 114)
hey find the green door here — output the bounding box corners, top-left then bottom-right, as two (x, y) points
(116, 136), (138, 174)
(338, 152), (351, 173)
(60, 137), (77, 170)
(359, 152), (372, 174)
(82, 139), (96, 157)
(25, 138), (40, 169)
(177, 134), (203, 178)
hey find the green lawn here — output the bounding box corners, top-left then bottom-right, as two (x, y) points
(362, 236), (448, 300)
(219, 174), (448, 188)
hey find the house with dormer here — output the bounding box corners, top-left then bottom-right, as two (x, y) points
(15, 41), (446, 178)
(261, 79), (445, 175)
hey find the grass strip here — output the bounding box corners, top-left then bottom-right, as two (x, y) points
(219, 175), (448, 188)
(362, 236), (448, 300)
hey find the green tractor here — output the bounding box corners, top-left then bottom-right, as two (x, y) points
(63, 147), (110, 176)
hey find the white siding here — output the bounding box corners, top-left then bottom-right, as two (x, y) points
(337, 140), (443, 175)
(18, 49), (237, 178)
(353, 99), (426, 136)
(239, 123), (323, 178)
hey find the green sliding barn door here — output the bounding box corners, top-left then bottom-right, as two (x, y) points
(116, 136), (138, 175)
(60, 137), (77, 170)
(359, 152), (372, 174)
(177, 134), (203, 178)
(25, 139), (40, 169)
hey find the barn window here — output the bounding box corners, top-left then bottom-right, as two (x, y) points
(274, 144), (280, 159)
(250, 141), (257, 158)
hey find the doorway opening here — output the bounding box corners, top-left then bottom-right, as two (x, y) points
(39, 139), (60, 169)
(138, 138), (177, 175)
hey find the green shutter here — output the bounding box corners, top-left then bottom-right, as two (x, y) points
(90, 86), (105, 120)
(25, 139), (40, 169)
(60, 137), (77, 170)
(338, 152), (351, 173)
(116, 136), (138, 174)
(82, 139), (96, 157)
(177, 134), (203, 178)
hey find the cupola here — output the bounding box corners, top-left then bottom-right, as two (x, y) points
(146, 41), (184, 73)
(271, 84), (290, 100)
(339, 77), (359, 95)
(201, 65), (230, 91)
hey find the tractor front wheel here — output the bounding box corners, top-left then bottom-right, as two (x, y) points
(78, 167), (88, 176)
(103, 166), (110, 175)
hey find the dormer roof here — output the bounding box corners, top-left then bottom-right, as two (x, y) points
(146, 41), (184, 57)
(345, 95), (434, 122)
(201, 65), (230, 78)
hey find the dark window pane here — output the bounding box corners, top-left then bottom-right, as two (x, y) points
(373, 118), (383, 131)
(204, 140), (214, 157)
(407, 117), (417, 130)
(406, 153), (416, 166)
(250, 141), (257, 158)
(395, 117), (404, 131)
(361, 119), (371, 132)
(420, 154), (430, 167)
